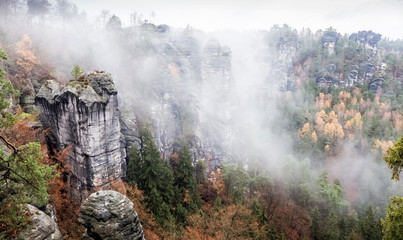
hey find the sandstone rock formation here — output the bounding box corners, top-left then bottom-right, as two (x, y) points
(18, 204), (62, 240)
(35, 72), (126, 200)
(78, 190), (144, 240)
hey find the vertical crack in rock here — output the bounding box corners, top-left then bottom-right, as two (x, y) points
(35, 72), (126, 200)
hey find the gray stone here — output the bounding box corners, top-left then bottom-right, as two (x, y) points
(35, 72), (126, 201)
(18, 204), (62, 240)
(78, 190), (144, 240)
(322, 31), (340, 43)
(350, 30), (382, 47)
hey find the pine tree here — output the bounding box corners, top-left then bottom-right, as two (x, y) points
(126, 145), (142, 186)
(195, 159), (206, 184)
(359, 206), (382, 240)
(136, 128), (175, 227)
(383, 136), (403, 180)
(70, 64), (83, 81)
(174, 143), (201, 215)
(382, 197), (403, 240)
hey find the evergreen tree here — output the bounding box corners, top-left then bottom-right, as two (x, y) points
(359, 206), (382, 240)
(70, 64), (83, 81)
(174, 143), (200, 214)
(323, 212), (340, 240)
(382, 197), (403, 240)
(222, 163), (250, 203)
(0, 48), (19, 128)
(126, 145), (141, 186)
(148, 188), (173, 227)
(136, 128), (175, 226)
(195, 159), (206, 184)
(383, 136), (403, 180)
(311, 207), (321, 240)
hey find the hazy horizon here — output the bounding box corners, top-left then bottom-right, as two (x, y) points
(77, 0), (403, 39)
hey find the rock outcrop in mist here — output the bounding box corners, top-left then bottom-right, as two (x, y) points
(119, 26), (234, 169)
(78, 190), (144, 240)
(35, 72), (126, 200)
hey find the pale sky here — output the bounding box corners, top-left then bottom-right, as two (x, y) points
(77, 0), (403, 39)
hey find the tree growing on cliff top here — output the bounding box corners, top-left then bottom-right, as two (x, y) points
(71, 64), (83, 81)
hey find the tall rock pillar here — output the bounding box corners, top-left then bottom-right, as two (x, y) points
(35, 72), (126, 200)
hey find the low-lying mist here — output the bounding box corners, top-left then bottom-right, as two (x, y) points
(1, 8), (401, 213)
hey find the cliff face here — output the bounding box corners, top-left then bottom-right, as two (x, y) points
(36, 72), (126, 200)
(119, 26), (233, 169)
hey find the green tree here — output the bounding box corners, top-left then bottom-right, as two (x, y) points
(323, 212), (339, 240)
(0, 48), (19, 128)
(311, 207), (321, 240)
(381, 137), (403, 240)
(174, 143), (200, 215)
(222, 164), (250, 204)
(195, 159), (206, 184)
(126, 145), (142, 186)
(359, 206), (382, 240)
(136, 128), (175, 226)
(381, 197), (403, 240)
(383, 136), (403, 180)
(70, 64), (83, 81)
(318, 171), (345, 211)
(0, 48), (54, 238)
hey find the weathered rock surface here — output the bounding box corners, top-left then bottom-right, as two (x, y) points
(35, 72), (126, 200)
(78, 190), (144, 240)
(18, 204), (62, 240)
(350, 30), (382, 47)
(270, 31), (298, 91)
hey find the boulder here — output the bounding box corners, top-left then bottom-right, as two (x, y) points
(18, 204), (62, 240)
(78, 190), (144, 240)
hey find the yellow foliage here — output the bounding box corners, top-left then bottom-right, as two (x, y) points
(373, 139), (394, 154)
(316, 93), (332, 109)
(352, 87), (361, 97)
(16, 34), (40, 72)
(298, 122), (311, 138)
(328, 111), (338, 124)
(374, 95), (380, 105)
(338, 91), (351, 104)
(315, 114), (325, 132)
(324, 122), (344, 140)
(334, 102), (346, 113)
(325, 145), (330, 152)
(311, 131), (318, 143)
(353, 112), (363, 130)
(379, 103), (390, 118)
(344, 120), (353, 132)
(392, 111), (403, 130)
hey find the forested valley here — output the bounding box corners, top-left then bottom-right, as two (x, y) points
(0, 1), (402, 239)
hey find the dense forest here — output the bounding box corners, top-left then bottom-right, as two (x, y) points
(0, 0), (403, 239)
